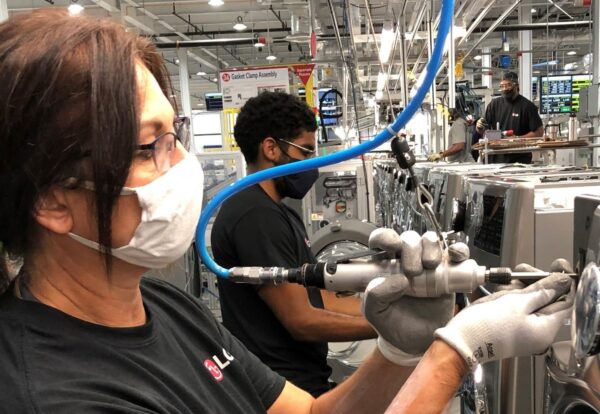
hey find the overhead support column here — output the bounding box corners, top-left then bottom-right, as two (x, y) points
(518, 6), (532, 100)
(448, 20), (456, 110)
(427, 5), (436, 107)
(176, 48), (195, 152)
(592, 0), (600, 166)
(0, 0), (8, 23)
(399, 17), (409, 107)
(482, 47), (492, 89)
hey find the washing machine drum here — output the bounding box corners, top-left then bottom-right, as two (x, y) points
(310, 220), (378, 373)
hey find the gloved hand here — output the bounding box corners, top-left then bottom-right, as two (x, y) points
(363, 229), (470, 366)
(476, 118), (487, 131)
(435, 261), (574, 369)
(427, 153), (443, 162)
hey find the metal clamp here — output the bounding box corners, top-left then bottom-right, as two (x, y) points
(416, 183), (447, 249)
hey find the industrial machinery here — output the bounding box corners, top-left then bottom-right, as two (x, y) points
(464, 169), (600, 271)
(543, 194), (600, 414)
(373, 160), (449, 235)
(435, 165), (591, 236)
(302, 160), (375, 236)
(457, 175), (600, 414)
(426, 163), (508, 231)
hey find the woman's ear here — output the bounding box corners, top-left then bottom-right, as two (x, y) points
(34, 187), (74, 235)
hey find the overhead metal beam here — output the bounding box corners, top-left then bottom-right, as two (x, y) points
(493, 20), (590, 31)
(461, 0), (522, 64)
(172, 7), (247, 65)
(155, 27), (291, 37)
(154, 38), (256, 48)
(90, 0), (222, 72)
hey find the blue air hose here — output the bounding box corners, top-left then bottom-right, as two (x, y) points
(195, 0), (455, 279)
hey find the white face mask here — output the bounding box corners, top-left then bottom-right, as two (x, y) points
(69, 154), (204, 269)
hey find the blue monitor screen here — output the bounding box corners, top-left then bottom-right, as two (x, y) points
(318, 89), (338, 126)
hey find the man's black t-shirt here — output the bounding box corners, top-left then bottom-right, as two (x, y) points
(484, 95), (543, 163)
(211, 184), (332, 397)
(0, 278), (285, 413)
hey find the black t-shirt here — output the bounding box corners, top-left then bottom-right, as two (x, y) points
(484, 95), (543, 163)
(0, 278), (285, 413)
(211, 184), (332, 397)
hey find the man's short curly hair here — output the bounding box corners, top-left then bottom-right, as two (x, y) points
(234, 91), (317, 163)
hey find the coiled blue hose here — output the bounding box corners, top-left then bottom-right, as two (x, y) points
(196, 0), (455, 278)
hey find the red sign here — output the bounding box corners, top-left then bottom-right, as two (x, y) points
(204, 359), (224, 382)
(292, 64), (315, 86)
(221, 73), (230, 82)
(310, 31), (317, 58)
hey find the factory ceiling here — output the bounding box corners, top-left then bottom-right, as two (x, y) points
(6, 0), (594, 112)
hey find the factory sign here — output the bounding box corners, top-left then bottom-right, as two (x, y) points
(220, 66), (290, 109)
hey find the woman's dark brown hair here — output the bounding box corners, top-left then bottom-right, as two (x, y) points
(0, 9), (174, 289)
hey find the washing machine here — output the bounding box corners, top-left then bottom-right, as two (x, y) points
(434, 165), (582, 235)
(544, 263), (600, 414)
(464, 169), (600, 270)
(309, 220), (378, 384)
(542, 195), (600, 414)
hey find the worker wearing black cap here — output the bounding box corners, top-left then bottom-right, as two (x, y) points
(475, 71), (543, 163)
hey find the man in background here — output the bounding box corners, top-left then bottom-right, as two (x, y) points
(475, 71), (543, 163)
(211, 92), (376, 397)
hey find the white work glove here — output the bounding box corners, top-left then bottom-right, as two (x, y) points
(476, 118), (487, 131)
(363, 229), (470, 366)
(435, 261), (574, 369)
(427, 153), (443, 162)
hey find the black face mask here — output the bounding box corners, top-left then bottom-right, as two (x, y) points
(502, 89), (517, 102)
(274, 156), (319, 200)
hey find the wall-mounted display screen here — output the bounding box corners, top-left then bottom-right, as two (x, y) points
(540, 74), (591, 114)
(572, 74), (593, 112)
(205, 92), (223, 111)
(532, 77), (538, 100)
(318, 89), (338, 126)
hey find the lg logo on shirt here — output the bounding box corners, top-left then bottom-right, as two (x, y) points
(204, 348), (235, 382)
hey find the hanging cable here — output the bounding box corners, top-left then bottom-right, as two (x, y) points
(195, 0), (456, 279)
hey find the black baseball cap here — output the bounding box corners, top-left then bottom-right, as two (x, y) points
(502, 71), (519, 84)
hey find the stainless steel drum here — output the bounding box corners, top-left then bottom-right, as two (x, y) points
(543, 263), (600, 414)
(310, 220), (378, 384)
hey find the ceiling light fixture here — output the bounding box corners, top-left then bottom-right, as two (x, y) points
(567, 50), (577, 56)
(233, 16), (247, 31)
(376, 71), (388, 92)
(452, 25), (467, 39)
(474, 55), (482, 61)
(254, 35), (266, 48)
(379, 20), (394, 64)
(531, 8), (537, 13)
(68, 0), (84, 15)
(197, 71), (207, 76)
(266, 54), (277, 61)
(208, 0), (224, 7)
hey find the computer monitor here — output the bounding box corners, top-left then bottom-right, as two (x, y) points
(531, 76), (539, 101)
(540, 75), (572, 114)
(540, 74), (592, 114)
(572, 74), (592, 113)
(205, 93), (223, 111)
(318, 89), (339, 126)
